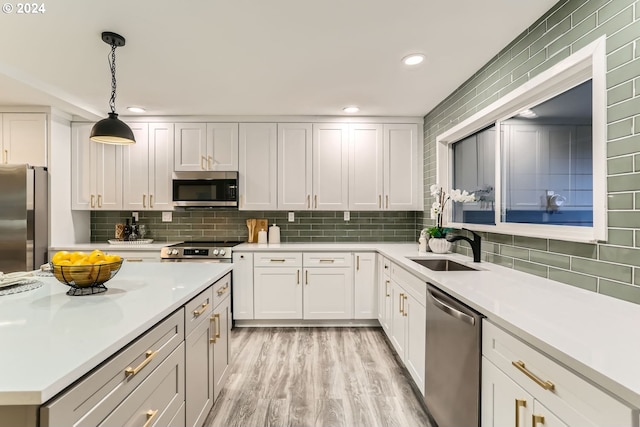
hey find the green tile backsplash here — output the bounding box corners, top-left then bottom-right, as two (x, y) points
(422, 0), (640, 304)
(91, 210), (420, 244)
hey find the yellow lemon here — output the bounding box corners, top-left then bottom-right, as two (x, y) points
(69, 251), (88, 263)
(90, 259), (111, 283)
(52, 251), (71, 264)
(53, 259), (72, 282)
(88, 252), (106, 264)
(105, 254), (123, 271)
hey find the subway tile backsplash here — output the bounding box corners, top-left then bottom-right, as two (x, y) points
(91, 210), (420, 243)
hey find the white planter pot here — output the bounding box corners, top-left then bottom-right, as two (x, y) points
(428, 238), (451, 254)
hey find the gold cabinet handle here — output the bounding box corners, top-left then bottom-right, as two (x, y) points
(126, 258), (143, 262)
(319, 259), (335, 263)
(270, 258), (286, 263)
(305, 270), (309, 285)
(124, 350), (158, 377)
(143, 409), (159, 427)
(193, 302), (209, 317)
(532, 414), (545, 426)
(356, 255), (360, 271)
(314, 195), (318, 209)
(378, 195), (382, 208)
(90, 194), (96, 208)
(97, 194), (103, 208)
(399, 292), (404, 314)
(201, 155), (206, 170)
(149, 194), (154, 208)
(216, 285), (229, 296)
(208, 155), (212, 169)
(512, 360), (555, 391)
(386, 195), (389, 209)
(403, 294), (408, 316)
(297, 269), (300, 285)
(209, 313), (220, 343)
(143, 194), (146, 208)
(307, 194), (310, 209)
(515, 399), (526, 427)
(385, 280), (390, 297)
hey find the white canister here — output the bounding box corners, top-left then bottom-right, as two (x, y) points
(257, 229), (268, 244)
(268, 224), (281, 244)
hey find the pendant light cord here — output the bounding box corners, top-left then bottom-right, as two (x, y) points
(108, 43), (117, 114)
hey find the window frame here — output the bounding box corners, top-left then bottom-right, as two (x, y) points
(435, 36), (606, 243)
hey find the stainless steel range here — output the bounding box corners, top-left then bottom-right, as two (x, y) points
(160, 241), (243, 263)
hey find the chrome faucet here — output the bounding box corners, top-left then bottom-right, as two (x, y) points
(446, 228), (482, 262)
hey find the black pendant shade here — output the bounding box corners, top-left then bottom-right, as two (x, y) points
(90, 112), (135, 144)
(90, 31), (136, 145)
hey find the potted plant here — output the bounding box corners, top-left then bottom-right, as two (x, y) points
(428, 185), (476, 253)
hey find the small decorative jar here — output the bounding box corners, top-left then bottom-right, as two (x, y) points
(428, 238), (452, 254)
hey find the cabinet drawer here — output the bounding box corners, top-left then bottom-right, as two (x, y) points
(254, 252), (302, 266)
(100, 342), (185, 427)
(212, 272), (231, 308)
(185, 286), (213, 337)
(390, 262), (426, 305)
(41, 309), (185, 427)
(303, 252), (352, 267)
(483, 320), (633, 426)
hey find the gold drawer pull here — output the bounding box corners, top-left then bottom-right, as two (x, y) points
(216, 285), (229, 296)
(143, 409), (159, 427)
(532, 414), (545, 426)
(126, 258), (143, 262)
(125, 350), (158, 377)
(269, 258), (286, 262)
(193, 302), (209, 316)
(515, 399), (526, 427)
(512, 360), (555, 391)
(297, 269), (300, 284)
(319, 259), (335, 263)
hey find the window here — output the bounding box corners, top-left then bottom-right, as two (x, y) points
(436, 37), (606, 242)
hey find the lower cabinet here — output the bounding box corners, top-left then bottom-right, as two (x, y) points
(353, 252), (377, 319)
(231, 252), (254, 319)
(482, 320), (634, 427)
(254, 265), (302, 319)
(377, 254), (392, 333)
(304, 266), (352, 319)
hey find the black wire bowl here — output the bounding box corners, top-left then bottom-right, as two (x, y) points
(51, 260), (123, 296)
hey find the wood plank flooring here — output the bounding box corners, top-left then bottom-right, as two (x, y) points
(205, 327), (433, 427)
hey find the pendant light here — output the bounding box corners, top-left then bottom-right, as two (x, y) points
(90, 31), (136, 145)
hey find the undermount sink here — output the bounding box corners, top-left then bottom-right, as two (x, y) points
(408, 258), (478, 272)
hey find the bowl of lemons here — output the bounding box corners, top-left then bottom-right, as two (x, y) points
(51, 250), (123, 295)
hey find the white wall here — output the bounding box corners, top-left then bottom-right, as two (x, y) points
(49, 110), (90, 245)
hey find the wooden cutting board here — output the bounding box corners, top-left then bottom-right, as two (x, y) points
(253, 219), (268, 242)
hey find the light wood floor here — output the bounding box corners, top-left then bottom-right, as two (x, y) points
(205, 327), (433, 427)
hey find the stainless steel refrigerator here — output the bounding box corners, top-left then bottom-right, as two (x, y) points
(0, 164), (48, 273)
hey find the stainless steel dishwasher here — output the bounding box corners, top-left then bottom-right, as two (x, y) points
(424, 283), (483, 427)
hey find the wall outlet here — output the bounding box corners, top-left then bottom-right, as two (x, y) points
(344, 211), (350, 221)
(132, 212), (139, 221)
(162, 212), (173, 222)
(288, 212), (295, 222)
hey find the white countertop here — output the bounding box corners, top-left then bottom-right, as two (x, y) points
(0, 262), (231, 405)
(235, 242), (640, 408)
(49, 242), (181, 252)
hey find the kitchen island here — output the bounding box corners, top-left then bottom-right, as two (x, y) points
(0, 261), (231, 427)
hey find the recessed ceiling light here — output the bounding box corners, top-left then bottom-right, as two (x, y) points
(402, 54), (425, 66)
(343, 106), (360, 113)
(127, 106), (146, 113)
(518, 109), (537, 118)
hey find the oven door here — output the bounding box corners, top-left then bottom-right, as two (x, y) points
(172, 171), (238, 208)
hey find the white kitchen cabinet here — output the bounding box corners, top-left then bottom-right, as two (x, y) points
(348, 123), (421, 211)
(377, 254), (392, 333)
(254, 253), (303, 319)
(482, 320), (634, 427)
(353, 252), (377, 319)
(1, 113), (47, 166)
(304, 267), (353, 319)
(238, 123), (278, 210)
(404, 291), (426, 394)
(175, 122), (238, 171)
(123, 123), (174, 211)
(277, 123), (313, 210)
(212, 289), (231, 401)
(389, 280), (406, 357)
(71, 123), (122, 210)
(232, 252), (254, 320)
(312, 123), (349, 210)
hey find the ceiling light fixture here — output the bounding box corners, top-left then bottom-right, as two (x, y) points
(127, 106), (146, 113)
(343, 106), (360, 113)
(518, 109), (538, 118)
(402, 53), (425, 66)
(90, 31), (136, 145)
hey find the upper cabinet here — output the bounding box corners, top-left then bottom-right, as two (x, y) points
(238, 123), (278, 210)
(1, 113), (47, 166)
(123, 123), (174, 211)
(312, 123), (349, 210)
(348, 124), (384, 210)
(277, 123), (313, 210)
(71, 123), (122, 210)
(174, 123), (238, 171)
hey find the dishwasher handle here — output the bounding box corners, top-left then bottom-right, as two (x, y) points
(428, 289), (476, 326)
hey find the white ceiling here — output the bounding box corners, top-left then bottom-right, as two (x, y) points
(0, 0), (559, 120)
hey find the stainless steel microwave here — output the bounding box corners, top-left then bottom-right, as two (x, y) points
(172, 171), (238, 208)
